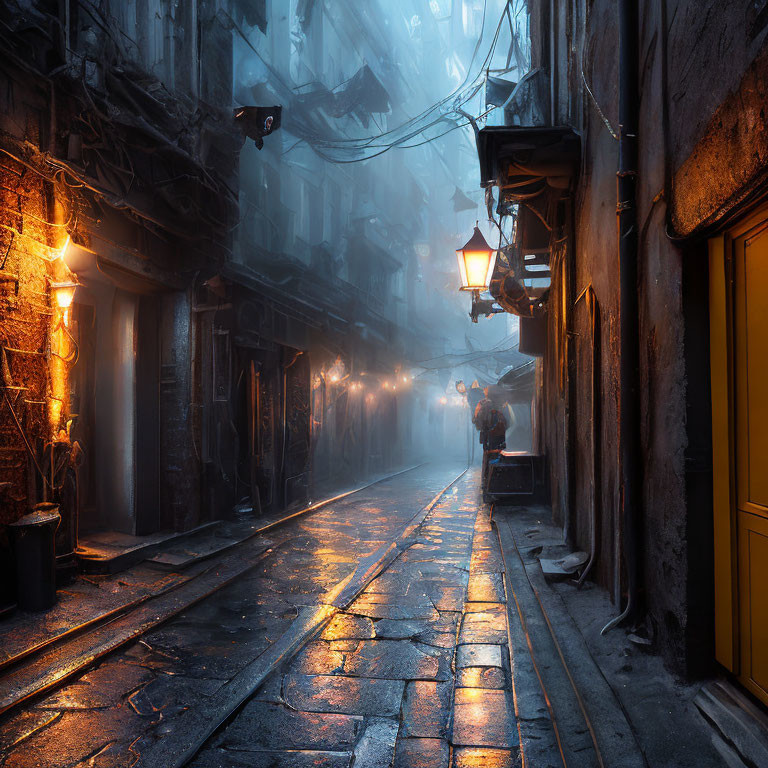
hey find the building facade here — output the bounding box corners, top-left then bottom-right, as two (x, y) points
(0, 0), (483, 607)
(0, 0), (243, 596)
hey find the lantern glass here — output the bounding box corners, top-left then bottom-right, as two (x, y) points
(457, 249), (497, 290)
(456, 226), (497, 291)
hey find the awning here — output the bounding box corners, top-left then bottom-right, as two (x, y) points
(331, 65), (391, 124)
(475, 125), (580, 193)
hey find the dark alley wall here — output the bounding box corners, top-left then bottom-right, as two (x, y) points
(530, 0), (768, 675)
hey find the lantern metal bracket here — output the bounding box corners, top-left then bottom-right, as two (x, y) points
(469, 290), (505, 323)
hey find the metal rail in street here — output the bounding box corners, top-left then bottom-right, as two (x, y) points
(139, 465), (470, 768)
(0, 463), (429, 720)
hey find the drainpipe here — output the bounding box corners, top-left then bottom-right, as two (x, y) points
(603, 0), (641, 633)
(575, 285), (601, 590)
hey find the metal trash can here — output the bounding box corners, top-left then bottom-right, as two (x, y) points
(9, 504), (60, 611)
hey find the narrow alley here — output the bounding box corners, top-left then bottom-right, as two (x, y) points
(4, 0), (768, 766)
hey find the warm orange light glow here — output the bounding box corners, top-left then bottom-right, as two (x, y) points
(456, 226), (497, 291)
(439, 396), (448, 405)
(55, 235), (71, 263)
(49, 309), (70, 435)
(382, 381), (389, 389)
(51, 281), (78, 309)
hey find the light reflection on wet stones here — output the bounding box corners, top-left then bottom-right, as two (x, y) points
(394, 736), (450, 768)
(293, 642), (346, 675)
(416, 630), (456, 649)
(467, 573), (505, 603)
(1, 708), (153, 768)
(427, 585), (467, 611)
(1, 468), (524, 768)
(329, 639), (361, 652)
(0, 710), (61, 754)
(469, 547), (506, 574)
(346, 594), (440, 621)
(456, 666), (507, 689)
(452, 746), (520, 768)
(342, 639), (441, 680)
(35, 662), (155, 711)
(459, 605), (508, 645)
(456, 644), (503, 669)
(452, 688), (518, 749)
(321, 613), (375, 640)
(401, 681), (452, 738)
(284, 675), (405, 716)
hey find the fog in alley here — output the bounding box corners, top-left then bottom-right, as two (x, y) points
(3, 1), (768, 767)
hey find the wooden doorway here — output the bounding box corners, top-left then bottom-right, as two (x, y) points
(710, 207), (768, 705)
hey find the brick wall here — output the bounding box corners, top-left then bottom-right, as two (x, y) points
(0, 153), (58, 526)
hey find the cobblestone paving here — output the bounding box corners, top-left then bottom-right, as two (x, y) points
(0, 464), (467, 768)
(193, 470), (521, 768)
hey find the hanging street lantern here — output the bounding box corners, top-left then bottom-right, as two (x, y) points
(456, 225), (497, 292)
(456, 225), (505, 323)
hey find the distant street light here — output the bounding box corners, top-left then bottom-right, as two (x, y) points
(456, 225), (497, 292)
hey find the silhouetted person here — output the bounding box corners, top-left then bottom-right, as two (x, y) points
(473, 387), (507, 499)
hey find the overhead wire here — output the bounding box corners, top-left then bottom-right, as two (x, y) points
(303, 0), (499, 149)
(274, 0), (514, 162)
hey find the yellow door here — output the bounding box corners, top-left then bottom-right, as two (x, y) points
(734, 220), (768, 704)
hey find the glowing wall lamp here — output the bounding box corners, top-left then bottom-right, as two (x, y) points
(456, 225), (497, 292)
(50, 280), (79, 309)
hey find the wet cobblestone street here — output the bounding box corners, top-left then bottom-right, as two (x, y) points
(192, 467), (517, 768)
(0, 464), (523, 768)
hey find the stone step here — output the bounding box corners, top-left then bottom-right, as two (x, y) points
(144, 529), (244, 570)
(76, 521), (222, 574)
